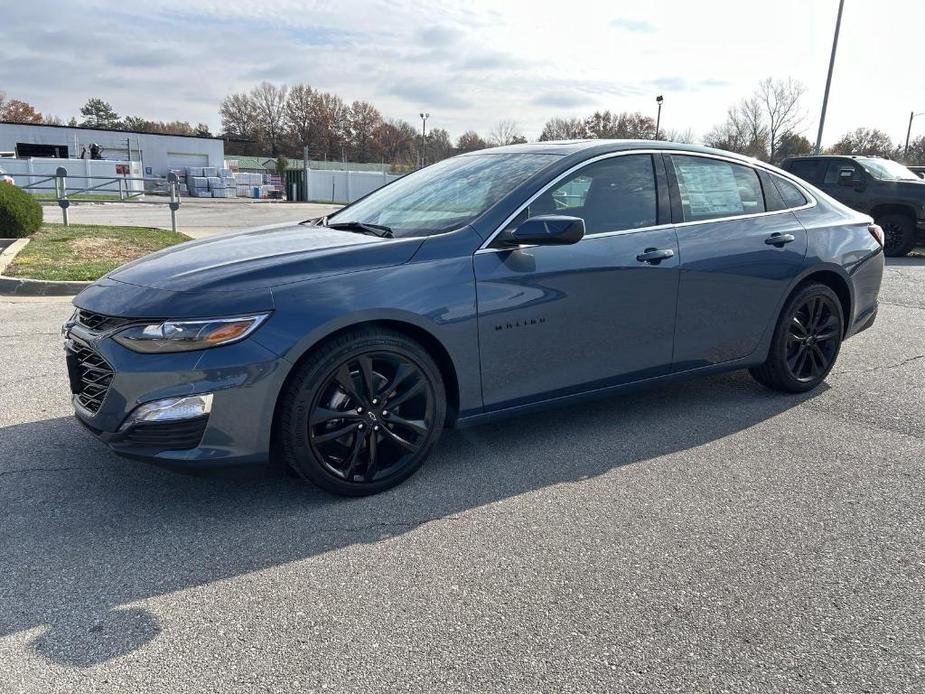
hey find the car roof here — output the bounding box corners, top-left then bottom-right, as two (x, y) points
(783, 154), (881, 161)
(461, 139), (768, 166)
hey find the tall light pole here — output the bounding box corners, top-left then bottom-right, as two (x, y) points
(814, 0), (845, 154)
(904, 111), (925, 158)
(655, 95), (664, 140)
(419, 112), (430, 168)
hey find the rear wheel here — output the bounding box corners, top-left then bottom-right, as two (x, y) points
(749, 282), (843, 393)
(877, 212), (916, 257)
(277, 328), (445, 496)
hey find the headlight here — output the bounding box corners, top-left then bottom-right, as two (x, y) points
(113, 314), (269, 353)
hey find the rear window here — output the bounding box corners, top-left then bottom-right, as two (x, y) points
(669, 155), (765, 222)
(772, 176), (808, 208)
(786, 159), (821, 184)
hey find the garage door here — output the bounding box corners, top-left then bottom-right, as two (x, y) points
(167, 152), (209, 170)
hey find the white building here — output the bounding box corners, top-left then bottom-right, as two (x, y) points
(0, 121), (224, 178)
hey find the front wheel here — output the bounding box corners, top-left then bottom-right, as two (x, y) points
(277, 328), (446, 496)
(749, 282), (844, 393)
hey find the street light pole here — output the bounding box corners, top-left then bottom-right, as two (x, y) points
(655, 95), (664, 140)
(814, 0), (845, 154)
(904, 111), (925, 158)
(419, 112), (430, 168)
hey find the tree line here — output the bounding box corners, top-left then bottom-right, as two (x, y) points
(3, 81), (925, 167)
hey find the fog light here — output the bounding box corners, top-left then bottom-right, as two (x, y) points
(122, 394), (213, 429)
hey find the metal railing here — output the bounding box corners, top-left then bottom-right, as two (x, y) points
(19, 167), (182, 233)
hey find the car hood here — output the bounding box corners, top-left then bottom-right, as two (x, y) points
(107, 223), (425, 292)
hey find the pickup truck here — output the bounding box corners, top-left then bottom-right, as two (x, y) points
(780, 155), (925, 256)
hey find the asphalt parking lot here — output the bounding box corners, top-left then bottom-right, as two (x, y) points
(41, 198), (340, 238)
(1, 253), (923, 692)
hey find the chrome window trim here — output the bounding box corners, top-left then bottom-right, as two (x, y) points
(477, 148), (818, 251)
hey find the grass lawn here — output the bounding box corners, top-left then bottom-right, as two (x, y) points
(4, 223), (190, 281)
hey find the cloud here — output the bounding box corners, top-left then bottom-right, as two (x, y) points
(610, 17), (656, 32)
(530, 92), (594, 109)
(383, 80), (468, 109)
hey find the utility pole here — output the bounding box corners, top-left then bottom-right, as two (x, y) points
(419, 112), (430, 168)
(814, 0), (845, 154)
(655, 95), (664, 140)
(904, 111), (925, 158)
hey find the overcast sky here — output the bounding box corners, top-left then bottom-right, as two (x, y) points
(1, 0), (923, 145)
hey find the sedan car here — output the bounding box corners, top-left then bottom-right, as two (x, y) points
(64, 141), (884, 495)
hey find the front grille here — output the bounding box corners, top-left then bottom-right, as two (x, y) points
(121, 417), (208, 450)
(70, 342), (114, 414)
(76, 309), (134, 334)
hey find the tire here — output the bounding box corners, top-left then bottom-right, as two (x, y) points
(749, 282), (844, 393)
(276, 327), (445, 496)
(877, 212), (916, 257)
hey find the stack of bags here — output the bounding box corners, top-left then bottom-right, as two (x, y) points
(184, 167), (209, 197)
(235, 172), (264, 197)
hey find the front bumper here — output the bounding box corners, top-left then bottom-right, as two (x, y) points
(64, 321), (289, 469)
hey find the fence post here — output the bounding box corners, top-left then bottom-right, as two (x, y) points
(167, 172), (180, 234)
(55, 166), (70, 226)
(118, 178), (125, 201)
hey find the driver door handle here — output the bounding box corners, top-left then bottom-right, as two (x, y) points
(765, 232), (796, 246)
(636, 248), (675, 264)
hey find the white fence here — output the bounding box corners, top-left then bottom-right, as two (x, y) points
(1, 157), (143, 196)
(306, 168), (403, 204)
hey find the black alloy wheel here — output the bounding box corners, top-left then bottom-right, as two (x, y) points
(877, 213), (916, 257)
(308, 352), (435, 483)
(277, 328), (445, 496)
(785, 294), (841, 382)
(749, 282), (844, 393)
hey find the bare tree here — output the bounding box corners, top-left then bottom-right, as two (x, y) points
(348, 100), (383, 162)
(758, 77), (806, 162)
(425, 128), (454, 162)
(538, 117), (588, 141)
(829, 128), (897, 158)
(488, 120), (524, 146)
(284, 83), (318, 154)
(220, 92), (259, 140)
(660, 127), (698, 144)
(456, 130), (488, 153)
(250, 82), (289, 155)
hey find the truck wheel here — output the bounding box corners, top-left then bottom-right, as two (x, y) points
(877, 213), (916, 257)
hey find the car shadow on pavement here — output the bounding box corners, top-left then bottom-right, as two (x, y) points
(0, 370), (826, 668)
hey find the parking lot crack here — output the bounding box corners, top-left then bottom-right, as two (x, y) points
(833, 354), (924, 375)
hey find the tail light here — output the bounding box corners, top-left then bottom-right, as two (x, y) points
(868, 223), (884, 247)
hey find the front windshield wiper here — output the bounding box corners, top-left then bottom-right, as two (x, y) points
(325, 221), (394, 238)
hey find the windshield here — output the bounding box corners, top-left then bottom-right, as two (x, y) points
(325, 153), (559, 237)
(858, 158), (920, 182)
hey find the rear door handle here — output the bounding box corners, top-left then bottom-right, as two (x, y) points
(636, 248), (675, 264)
(765, 233), (796, 246)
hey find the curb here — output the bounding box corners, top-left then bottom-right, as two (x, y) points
(0, 275), (91, 296)
(0, 238), (30, 275)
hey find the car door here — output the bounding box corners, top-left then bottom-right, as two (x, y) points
(474, 153), (680, 411)
(818, 159), (869, 213)
(665, 153), (808, 370)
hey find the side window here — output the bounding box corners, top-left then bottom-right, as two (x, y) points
(787, 159), (820, 184)
(773, 175), (808, 208)
(516, 154), (658, 235)
(669, 155), (766, 222)
(823, 161), (860, 185)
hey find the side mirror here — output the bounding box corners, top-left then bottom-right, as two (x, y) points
(501, 215), (585, 247)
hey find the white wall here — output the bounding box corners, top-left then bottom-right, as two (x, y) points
(0, 123), (223, 177)
(0, 157), (143, 196)
(306, 169), (403, 203)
